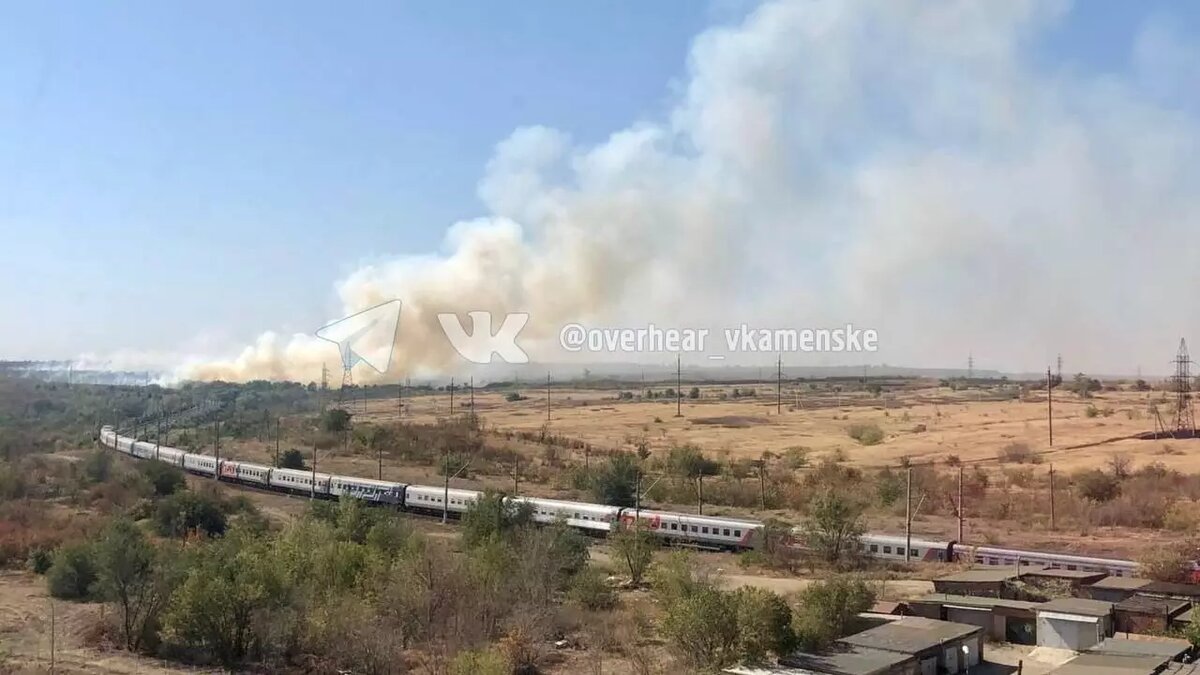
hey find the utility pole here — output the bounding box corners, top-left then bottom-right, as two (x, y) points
(546, 372), (551, 422)
(1047, 367), (1054, 447)
(634, 467), (642, 524)
(1049, 464), (1056, 531)
(676, 354), (682, 417)
(512, 459), (520, 495)
(758, 459), (767, 511)
(449, 377), (455, 416)
(584, 444), (590, 474)
(213, 420), (220, 483)
(311, 442), (317, 500)
(697, 474), (704, 515)
(957, 466), (964, 543)
(378, 436), (383, 480)
(777, 354), (782, 415)
(49, 599), (55, 675)
(469, 376), (475, 417)
(274, 418), (281, 467)
(442, 445), (450, 524)
(397, 378), (403, 419)
(905, 467), (912, 563)
(156, 415), (162, 462)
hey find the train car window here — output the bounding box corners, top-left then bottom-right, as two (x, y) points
(723, 529), (730, 536)
(910, 549), (918, 557)
(701, 527), (708, 534)
(1067, 565), (1077, 571)
(870, 544), (878, 552)
(734, 529), (741, 537)
(883, 546), (892, 554)
(691, 525), (698, 532)
(671, 523), (678, 530)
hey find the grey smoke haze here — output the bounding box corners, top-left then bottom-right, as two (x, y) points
(182, 0), (1200, 383)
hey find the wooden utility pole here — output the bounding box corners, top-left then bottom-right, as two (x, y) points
(512, 459), (520, 496)
(397, 379), (403, 419)
(697, 474), (704, 515)
(274, 418), (281, 467)
(584, 444), (590, 474)
(957, 466), (965, 542)
(905, 467), (912, 563)
(1049, 464), (1056, 531)
(546, 373), (551, 422)
(469, 376), (475, 414)
(1047, 367), (1054, 446)
(442, 445), (450, 524)
(377, 437), (383, 480)
(449, 377), (455, 416)
(311, 442), (318, 500)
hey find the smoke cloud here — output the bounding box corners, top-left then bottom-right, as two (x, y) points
(182, 0), (1200, 383)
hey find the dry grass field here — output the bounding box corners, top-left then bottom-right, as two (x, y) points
(351, 382), (1198, 473)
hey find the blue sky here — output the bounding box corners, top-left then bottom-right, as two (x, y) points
(2, 1), (1199, 373)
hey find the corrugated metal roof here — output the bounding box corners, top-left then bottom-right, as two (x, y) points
(778, 644), (916, 675)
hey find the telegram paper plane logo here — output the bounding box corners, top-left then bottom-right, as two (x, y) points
(315, 300), (402, 373)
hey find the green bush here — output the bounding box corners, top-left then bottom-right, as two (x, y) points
(27, 548), (52, 574)
(82, 450), (113, 484)
(154, 491), (227, 538)
(140, 461), (186, 496)
(277, 448), (307, 469)
(47, 543), (97, 599)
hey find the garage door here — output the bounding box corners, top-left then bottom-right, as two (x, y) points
(943, 645), (959, 673)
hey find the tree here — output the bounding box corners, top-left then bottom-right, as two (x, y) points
(734, 586), (796, 665)
(1075, 469), (1120, 502)
(140, 462), (185, 497)
(591, 453), (639, 507)
(154, 490), (227, 538)
(163, 530), (286, 667)
(1138, 539), (1198, 583)
(93, 519), (179, 652)
(47, 543), (97, 599)
(666, 444), (721, 479)
(321, 408), (352, 432)
(461, 490), (533, 548)
(802, 488), (865, 565)
(609, 522), (656, 584)
(277, 448), (306, 469)
(82, 449), (113, 484)
(792, 575), (876, 650)
(660, 587), (740, 670)
(1072, 373), (1102, 398)
(688, 387), (700, 400)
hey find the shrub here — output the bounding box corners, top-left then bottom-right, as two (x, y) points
(733, 586), (796, 664)
(998, 442), (1037, 464)
(82, 450), (113, 484)
(154, 491), (227, 538)
(47, 543), (97, 599)
(591, 453), (639, 507)
(504, 391), (526, 403)
(846, 423), (884, 446)
(139, 462), (185, 497)
(568, 568), (617, 610)
(792, 576), (875, 651)
(27, 548), (52, 574)
(277, 448), (306, 469)
(783, 447), (810, 470)
(1075, 470), (1120, 502)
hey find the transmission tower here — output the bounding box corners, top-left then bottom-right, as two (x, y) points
(967, 353), (974, 380)
(338, 362), (354, 412)
(1056, 354), (1063, 382)
(1170, 338), (1195, 436)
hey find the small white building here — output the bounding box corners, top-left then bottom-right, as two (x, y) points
(1035, 598), (1114, 651)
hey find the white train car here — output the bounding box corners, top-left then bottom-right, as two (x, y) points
(269, 467), (331, 496)
(115, 435), (135, 455)
(330, 475), (405, 505)
(965, 544), (1137, 577)
(621, 509), (761, 551)
(858, 534), (951, 563)
(404, 485), (480, 516)
(182, 453), (218, 476)
(509, 496), (619, 534)
(156, 445), (185, 466)
(131, 440), (158, 459)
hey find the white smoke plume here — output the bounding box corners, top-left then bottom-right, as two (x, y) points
(183, 0), (1200, 383)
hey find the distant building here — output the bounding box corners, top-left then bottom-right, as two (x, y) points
(1114, 594), (1190, 635)
(906, 594), (1040, 644)
(1047, 636), (1190, 675)
(933, 566), (1028, 598)
(1083, 576), (1153, 603)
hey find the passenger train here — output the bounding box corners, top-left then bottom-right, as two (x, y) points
(99, 425), (1145, 574)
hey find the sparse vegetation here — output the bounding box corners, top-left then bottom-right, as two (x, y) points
(845, 422), (884, 446)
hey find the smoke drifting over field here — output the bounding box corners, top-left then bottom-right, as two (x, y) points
(184, 0), (1200, 383)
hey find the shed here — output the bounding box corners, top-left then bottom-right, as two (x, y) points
(1170, 606), (1198, 632)
(1084, 577), (1153, 603)
(1141, 581), (1200, 603)
(1036, 598), (1114, 651)
(1023, 567), (1108, 589)
(838, 616), (983, 675)
(933, 567), (1026, 598)
(1047, 637), (1192, 675)
(1114, 594), (1190, 635)
(775, 643), (920, 675)
(906, 594), (1040, 644)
